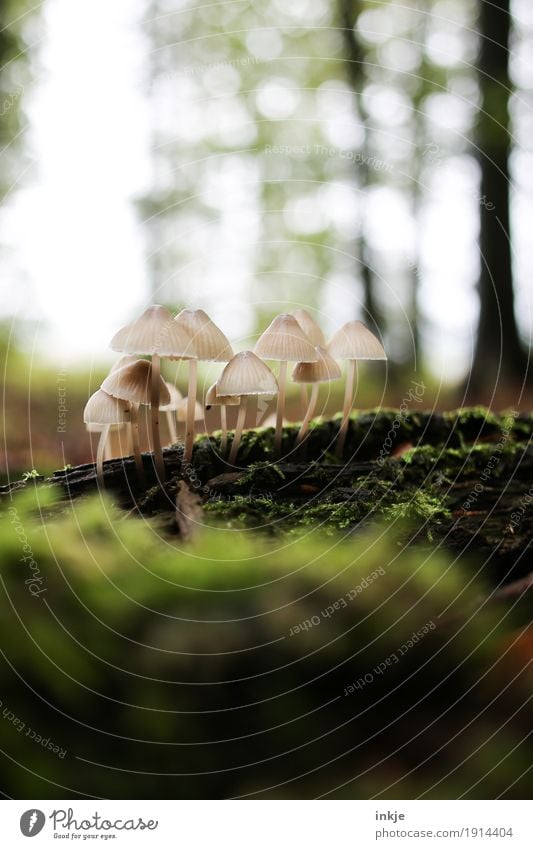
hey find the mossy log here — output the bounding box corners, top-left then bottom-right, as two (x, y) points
(2, 408), (531, 580)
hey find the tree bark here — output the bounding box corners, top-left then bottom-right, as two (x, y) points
(337, 0), (385, 334)
(471, 0), (528, 392)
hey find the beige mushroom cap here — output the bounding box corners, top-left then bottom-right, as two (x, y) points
(292, 308), (325, 347)
(176, 397), (204, 423)
(109, 354), (140, 374)
(254, 314), (317, 362)
(205, 382), (241, 407)
(160, 381), (183, 412)
(172, 308), (233, 362)
(83, 390), (131, 425)
(217, 351), (279, 397)
(101, 359), (171, 407)
(110, 304), (196, 358)
(328, 320), (387, 360)
(292, 346), (342, 384)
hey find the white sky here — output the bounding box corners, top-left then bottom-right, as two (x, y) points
(2, 0), (150, 362)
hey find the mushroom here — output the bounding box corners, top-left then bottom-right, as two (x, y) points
(110, 305), (195, 480)
(107, 355), (144, 456)
(205, 382), (240, 457)
(160, 381), (183, 445)
(173, 309), (233, 465)
(254, 314), (316, 458)
(292, 308), (325, 346)
(101, 358), (171, 484)
(328, 320), (387, 458)
(292, 309), (326, 417)
(83, 390), (130, 487)
(109, 354), (140, 374)
(217, 350), (278, 465)
(85, 422), (115, 461)
(292, 346), (341, 447)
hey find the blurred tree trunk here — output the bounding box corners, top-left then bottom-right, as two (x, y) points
(338, 0), (384, 335)
(471, 0), (529, 391)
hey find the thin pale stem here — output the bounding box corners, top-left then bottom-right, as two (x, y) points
(275, 360), (287, 458)
(220, 406), (228, 456)
(229, 399), (247, 465)
(145, 406), (152, 452)
(96, 425), (109, 488)
(336, 359), (357, 459)
(103, 431), (112, 461)
(151, 353), (165, 480)
(129, 403), (145, 484)
(300, 383), (308, 418)
(120, 421), (132, 456)
(183, 359), (198, 464)
(295, 382), (319, 447)
(166, 409), (177, 445)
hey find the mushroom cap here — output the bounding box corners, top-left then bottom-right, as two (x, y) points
(160, 381), (183, 412)
(328, 320), (387, 360)
(176, 397), (204, 422)
(217, 350), (279, 397)
(101, 359), (171, 407)
(292, 346), (342, 384)
(83, 390), (131, 425)
(172, 308), (233, 362)
(205, 382), (241, 407)
(110, 304), (196, 358)
(292, 308), (326, 347)
(109, 354), (140, 374)
(254, 314), (317, 362)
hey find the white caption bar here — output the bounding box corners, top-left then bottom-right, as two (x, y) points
(1, 800), (532, 847)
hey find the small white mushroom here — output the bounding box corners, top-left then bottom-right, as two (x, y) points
(83, 390), (130, 487)
(102, 359), (170, 485)
(205, 382), (240, 457)
(328, 320), (387, 459)
(217, 351), (278, 465)
(172, 309), (233, 465)
(254, 314), (316, 458)
(110, 305), (195, 480)
(292, 346), (341, 447)
(292, 309), (326, 416)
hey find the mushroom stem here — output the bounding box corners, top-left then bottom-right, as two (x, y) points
(96, 425), (110, 488)
(220, 406), (228, 456)
(274, 360), (288, 458)
(165, 410), (177, 445)
(300, 383), (308, 418)
(295, 383), (319, 447)
(150, 353), (165, 480)
(123, 422), (133, 456)
(183, 359), (198, 465)
(336, 359), (357, 459)
(129, 403), (145, 484)
(229, 398), (247, 465)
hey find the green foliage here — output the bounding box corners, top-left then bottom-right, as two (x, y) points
(0, 487), (531, 798)
(0, 0), (36, 197)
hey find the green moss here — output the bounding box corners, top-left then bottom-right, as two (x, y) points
(0, 487), (531, 799)
(205, 475), (450, 539)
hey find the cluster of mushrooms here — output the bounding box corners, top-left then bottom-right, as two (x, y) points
(83, 305), (386, 485)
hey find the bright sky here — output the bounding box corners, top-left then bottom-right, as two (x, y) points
(2, 0), (150, 362)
